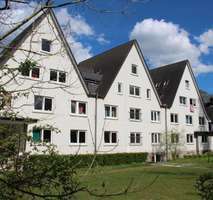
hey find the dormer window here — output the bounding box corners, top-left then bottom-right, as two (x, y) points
(185, 80), (189, 89)
(41, 39), (51, 52)
(131, 64), (138, 75)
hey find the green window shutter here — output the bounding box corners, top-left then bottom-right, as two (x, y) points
(32, 129), (41, 142)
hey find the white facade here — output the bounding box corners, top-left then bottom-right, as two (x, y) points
(1, 10), (211, 159)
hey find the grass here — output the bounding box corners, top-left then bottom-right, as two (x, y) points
(75, 156), (213, 200)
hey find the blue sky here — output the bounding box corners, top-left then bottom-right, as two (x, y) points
(59, 0), (213, 94)
(1, 0), (213, 94)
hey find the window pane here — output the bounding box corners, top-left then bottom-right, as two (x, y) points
(104, 131), (110, 143)
(43, 130), (51, 142)
(118, 83), (122, 93)
(42, 39), (51, 52)
(135, 87), (140, 96)
(112, 107), (117, 118)
(130, 133), (135, 143)
(50, 70), (57, 81)
(135, 109), (140, 120)
(20, 66), (30, 77)
(32, 129), (41, 142)
(147, 89), (150, 99)
(136, 133), (140, 143)
(34, 96), (43, 110)
(79, 102), (86, 114)
(111, 132), (117, 143)
(71, 101), (76, 113)
(70, 130), (77, 143)
(132, 65), (137, 74)
(31, 67), (40, 78)
(130, 109), (134, 119)
(44, 98), (52, 111)
(129, 86), (134, 95)
(105, 106), (110, 117)
(79, 131), (85, 143)
(59, 72), (66, 83)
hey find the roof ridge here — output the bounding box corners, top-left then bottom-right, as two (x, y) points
(79, 39), (136, 65)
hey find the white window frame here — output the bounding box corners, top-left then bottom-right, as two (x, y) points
(201, 135), (208, 143)
(71, 100), (87, 116)
(129, 85), (140, 97)
(180, 96), (187, 105)
(186, 134), (193, 144)
(190, 98), (196, 107)
(171, 133), (179, 144)
(20, 66), (40, 79)
(105, 105), (118, 119)
(41, 38), (52, 53)
(34, 95), (53, 112)
(129, 132), (142, 145)
(186, 115), (193, 125)
(170, 113), (179, 124)
(199, 116), (205, 126)
(104, 131), (117, 144)
(151, 133), (161, 144)
(129, 108), (141, 121)
(32, 128), (52, 144)
(50, 69), (67, 83)
(146, 89), (151, 99)
(185, 80), (190, 89)
(117, 82), (123, 94)
(151, 111), (160, 122)
(70, 130), (86, 145)
(131, 64), (138, 75)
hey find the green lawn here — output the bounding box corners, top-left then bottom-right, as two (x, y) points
(75, 156), (213, 200)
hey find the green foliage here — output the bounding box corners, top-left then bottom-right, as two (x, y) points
(195, 172), (213, 200)
(18, 59), (37, 75)
(30, 152), (148, 168)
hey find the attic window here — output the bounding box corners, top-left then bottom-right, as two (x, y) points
(41, 39), (51, 52)
(131, 64), (138, 75)
(185, 80), (189, 89)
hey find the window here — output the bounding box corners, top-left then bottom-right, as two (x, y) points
(130, 133), (141, 144)
(50, 70), (66, 83)
(201, 135), (208, 143)
(34, 96), (52, 112)
(129, 85), (140, 97)
(146, 89), (151, 99)
(186, 115), (193, 125)
(180, 96), (187, 105)
(199, 116), (205, 126)
(151, 133), (161, 144)
(32, 128), (51, 143)
(105, 105), (117, 118)
(71, 100), (87, 115)
(70, 130), (86, 144)
(190, 98), (196, 106)
(21, 66), (40, 79)
(170, 113), (178, 123)
(104, 131), (117, 144)
(186, 134), (193, 143)
(131, 64), (138, 75)
(185, 80), (189, 89)
(171, 133), (179, 143)
(151, 111), (160, 122)
(41, 39), (51, 52)
(118, 82), (123, 94)
(130, 108), (141, 120)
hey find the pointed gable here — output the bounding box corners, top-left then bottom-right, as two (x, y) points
(78, 40), (135, 98)
(150, 60), (187, 108)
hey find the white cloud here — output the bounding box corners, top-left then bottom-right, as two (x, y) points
(130, 18), (213, 74)
(97, 33), (110, 45)
(198, 29), (213, 54)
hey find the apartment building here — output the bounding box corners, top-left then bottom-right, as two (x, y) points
(0, 9), (211, 160)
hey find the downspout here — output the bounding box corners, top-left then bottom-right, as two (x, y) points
(164, 104), (168, 161)
(94, 92), (98, 154)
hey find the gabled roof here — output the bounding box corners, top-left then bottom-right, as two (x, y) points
(0, 8), (89, 95)
(150, 60), (187, 108)
(78, 40), (135, 98)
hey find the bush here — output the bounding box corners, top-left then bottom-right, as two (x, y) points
(195, 172), (213, 200)
(29, 152), (148, 168)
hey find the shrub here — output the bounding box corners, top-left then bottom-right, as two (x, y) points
(29, 152), (148, 168)
(195, 172), (213, 200)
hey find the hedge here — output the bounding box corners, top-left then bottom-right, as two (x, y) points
(29, 152), (148, 168)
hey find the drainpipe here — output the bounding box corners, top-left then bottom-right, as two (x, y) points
(164, 104), (168, 161)
(94, 93), (98, 154)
